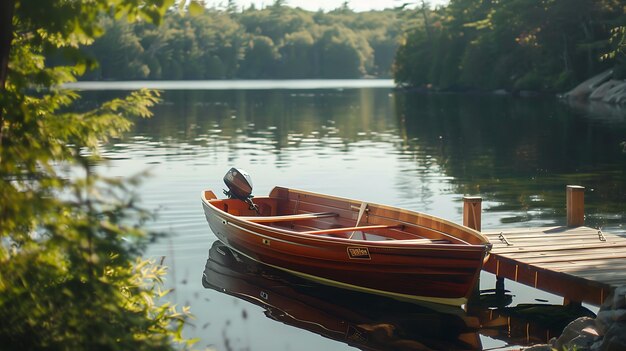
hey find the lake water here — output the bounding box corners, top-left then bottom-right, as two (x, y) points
(82, 81), (626, 350)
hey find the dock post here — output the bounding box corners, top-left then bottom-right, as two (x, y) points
(463, 196), (482, 231)
(563, 297), (582, 307)
(495, 276), (505, 299)
(463, 196), (483, 308)
(566, 185), (585, 227)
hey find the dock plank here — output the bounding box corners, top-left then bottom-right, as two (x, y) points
(509, 252), (626, 265)
(544, 262), (626, 274)
(497, 235), (589, 242)
(489, 246), (626, 259)
(483, 225), (626, 306)
(486, 242), (626, 255)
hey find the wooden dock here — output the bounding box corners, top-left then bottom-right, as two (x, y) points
(482, 226), (626, 306)
(463, 186), (626, 306)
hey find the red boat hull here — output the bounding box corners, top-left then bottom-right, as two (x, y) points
(202, 187), (490, 305)
(202, 241), (483, 350)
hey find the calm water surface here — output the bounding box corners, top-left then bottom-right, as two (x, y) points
(85, 81), (626, 350)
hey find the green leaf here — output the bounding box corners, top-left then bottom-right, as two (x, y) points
(188, 1), (204, 16)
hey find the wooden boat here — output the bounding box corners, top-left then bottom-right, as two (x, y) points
(201, 172), (491, 306)
(202, 241), (482, 351)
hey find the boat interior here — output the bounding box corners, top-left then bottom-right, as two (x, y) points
(203, 188), (489, 246)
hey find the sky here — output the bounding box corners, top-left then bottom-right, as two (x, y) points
(206, 0), (450, 12)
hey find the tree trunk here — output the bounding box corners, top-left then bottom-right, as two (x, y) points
(420, 0), (432, 42)
(0, 0), (15, 90)
(562, 33), (569, 72)
(580, 20), (594, 76)
(0, 0), (16, 153)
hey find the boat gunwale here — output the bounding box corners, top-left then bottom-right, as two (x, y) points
(201, 187), (490, 252)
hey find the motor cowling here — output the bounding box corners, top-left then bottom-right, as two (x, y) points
(223, 167), (253, 200)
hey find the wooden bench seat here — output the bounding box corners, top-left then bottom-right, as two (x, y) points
(301, 224), (403, 235)
(241, 212), (338, 223)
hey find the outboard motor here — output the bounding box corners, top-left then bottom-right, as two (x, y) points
(223, 167), (259, 213)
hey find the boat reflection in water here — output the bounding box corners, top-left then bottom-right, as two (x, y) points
(202, 240), (482, 351)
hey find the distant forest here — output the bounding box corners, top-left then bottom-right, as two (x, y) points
(394, 0), (626, 92)
(74, 0), (626, 90)
(79, 3), (403, 80)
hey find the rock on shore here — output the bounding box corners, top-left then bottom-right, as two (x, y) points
(523, 285), (626, 351)
(563, 70), (626, 104)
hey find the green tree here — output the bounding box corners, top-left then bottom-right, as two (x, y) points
(189, 10), (246, 78)
(605, 26), (626, 78)
(318, 25), (373, 78)
(239, 6), (313, 43)
(279, 30), (316, 78)
(394, 27), (432, 86)
(85, 17), (150, 80)
(366, 28), (399, 77)
(394, 0), (626, 91)
(0, 0), (195, 349)
(239, 35), (281, 78)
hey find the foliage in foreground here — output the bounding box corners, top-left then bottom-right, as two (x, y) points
(0, 0), (194, 349)
(394, 0), (626, 92)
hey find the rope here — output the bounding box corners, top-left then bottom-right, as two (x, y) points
(498, 232), (512, 246)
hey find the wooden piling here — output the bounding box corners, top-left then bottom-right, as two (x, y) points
(495, 276), (505, 299)
(566, 185), (584, 227)
(463, 196), (482, 231)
